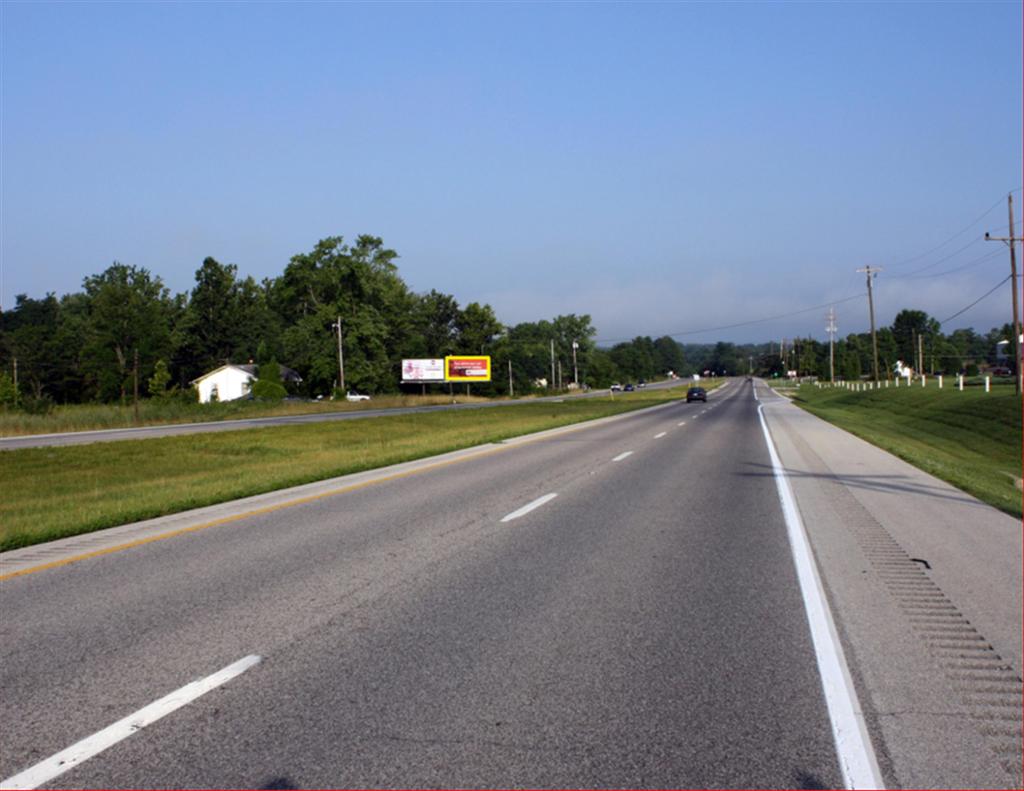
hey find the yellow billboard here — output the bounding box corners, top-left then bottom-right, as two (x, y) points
(445, 356), (492, 382)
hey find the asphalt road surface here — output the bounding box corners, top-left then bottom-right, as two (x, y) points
(1, 382), (848, 788)
(0, 379), (685, 450)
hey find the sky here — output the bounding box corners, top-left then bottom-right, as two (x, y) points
(1, 1), (1021, 345)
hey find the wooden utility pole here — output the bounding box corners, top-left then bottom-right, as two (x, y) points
(12, 357), (18, 407)
(857, 267), (883, 382)
(826, 306), (837, 383)
(985, 193), (1021, 394)
(332, 317), (345, 393)
(508, 359), (514, 397)
(133, 347), (140, 423)
(550, 339), (555, 391)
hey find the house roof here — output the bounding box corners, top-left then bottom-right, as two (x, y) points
(235, 363), (303, 382)
(190, 363), (303, 385)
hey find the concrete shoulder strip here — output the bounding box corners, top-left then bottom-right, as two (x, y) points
(758, 403), (884, 790)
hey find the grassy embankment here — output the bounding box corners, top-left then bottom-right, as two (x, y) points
(0, 384), (709, 551)
(785, 381), (1022, 518)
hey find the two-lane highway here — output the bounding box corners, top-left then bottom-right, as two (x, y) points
(1, 382), (861, 788)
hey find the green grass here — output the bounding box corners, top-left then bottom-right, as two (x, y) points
(0, 392), (502, 437)
(789, 382), (1022, 518)
(0, 385), (710, 552)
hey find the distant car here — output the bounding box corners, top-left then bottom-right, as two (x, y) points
(686, 386), (707, 402)
(638, 379), (647, 388)
(624, 383), (635, 392)
(610, 383), (623, 392)
(346, 392), (371, 402)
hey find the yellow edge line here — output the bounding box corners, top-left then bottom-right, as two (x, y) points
(0, 406), (659, 582)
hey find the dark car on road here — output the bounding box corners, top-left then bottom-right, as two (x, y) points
(624, 383), (635, 392)
(686, 386), (707, 402)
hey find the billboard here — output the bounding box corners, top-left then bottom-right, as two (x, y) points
(401, 358), (446, 383)
(445, 355), (491, 382)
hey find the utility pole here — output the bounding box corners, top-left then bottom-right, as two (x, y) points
(12, 357), (17, 407)
(985, 193), (1021, 395)
(918, 333), (924, 379)
(572, 340), (579, 387)
(550, 339), (555, 391)
(133, 347), (140, 423)
(508, 359), (514, 397)
(826, 306), (837, 383)
(331, 317), (345, 394)
(557, 360), (562, 390)
(857, 266), (883, 382)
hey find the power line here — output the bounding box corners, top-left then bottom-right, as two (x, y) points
(593, 292), (867, 344)
(888, 189), (1020, 269)
(939, 275), (1011, 324)
(895, 235), (987, 277)
(895, 248), (1004, 280)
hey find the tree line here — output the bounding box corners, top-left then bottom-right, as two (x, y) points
(1, 234), (1015, 408)
(675, 311), (1017, 382)
(0, 235), (682, 406)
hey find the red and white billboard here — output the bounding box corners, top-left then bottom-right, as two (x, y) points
(401, 358), (446, 383)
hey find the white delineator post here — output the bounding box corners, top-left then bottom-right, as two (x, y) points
(985, 376), (991, 393)
(921, 375), (926, 388)
(938, 375), (943, 389)
(959, 375), (964, 391)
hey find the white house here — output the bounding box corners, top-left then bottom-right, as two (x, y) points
(191, 364), (302, 403)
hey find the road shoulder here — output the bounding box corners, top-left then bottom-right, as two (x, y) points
(759, 383), (1022, 790)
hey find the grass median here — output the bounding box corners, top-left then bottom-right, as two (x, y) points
(0, 392), (498, 437)
(0, 386), (702, 551)
(787, 382), (1022, 518)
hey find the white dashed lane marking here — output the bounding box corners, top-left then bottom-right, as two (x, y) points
(501, 493), (559, 523)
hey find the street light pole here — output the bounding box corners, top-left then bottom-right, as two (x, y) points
(572, 340), (579, 387)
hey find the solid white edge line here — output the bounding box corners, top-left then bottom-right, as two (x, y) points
(757, 403), (884, 790)
(611, 451), (633, 462)
(0, 655), (262, 791)
(654, 432), (667, 439)
(500, 492), (558, 523)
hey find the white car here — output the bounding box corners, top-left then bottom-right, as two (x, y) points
(610, 383), (623, 392)
(346, 392), (371, 402)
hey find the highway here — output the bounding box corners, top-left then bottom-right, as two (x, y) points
(0, 381), (852, 788)
(4, 379), (1020, 789)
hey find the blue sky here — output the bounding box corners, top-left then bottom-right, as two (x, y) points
(2, 1), (1021, 344)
